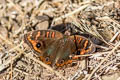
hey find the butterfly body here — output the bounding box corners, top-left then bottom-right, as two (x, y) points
(24, 30), (95, 67)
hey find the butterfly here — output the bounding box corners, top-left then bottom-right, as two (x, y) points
(24, 30), (95, 67)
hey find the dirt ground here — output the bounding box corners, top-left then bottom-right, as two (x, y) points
(0, 0), (120, 80)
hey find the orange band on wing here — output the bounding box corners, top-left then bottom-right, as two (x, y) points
(83, 40), (88, 49)
(27, 34), (42, 53)
(80, 49), (86, 55)
(51, 32), (55, 38)
(36, 31), (41, 40)
(80, 48), (91, 55)
(56, 60), (73, 67)
(46, 32), (50, 38)
(40, 56), (51, 65)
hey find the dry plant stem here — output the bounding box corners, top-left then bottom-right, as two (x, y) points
(25, 54), (67, 80)
(97, 16), (120, 30)
(13, 19), (25, 37)
(6, 41), (24, 53)
(0, 34), (23, 72)
(87, 41), (120, 80)
(0, 34), (12, 45)
(53, 4), (90, 22)
(10, 56), (13, 80)
(30, 0), (45, 22)
(92, 26), (111, 46)
(14, 68), (29, 76)
(97, 75), (102, 80)
(31, 0), (45, 16)
(69, 70), (83, 80)
(95, 45), (110, 50)
(0, 41), (23, 72)
(110, 31), (120, 42)
(6, 0), (26, 36)
(99, 59), (116, 70)
(6, 0), (24, 15)
(0, 50), (23, 72)
(74, 51), (111, 57)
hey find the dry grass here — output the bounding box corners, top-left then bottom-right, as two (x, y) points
(0, 0), (120, 80)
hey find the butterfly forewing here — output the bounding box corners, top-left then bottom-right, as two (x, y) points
(24, 30), (64, 55)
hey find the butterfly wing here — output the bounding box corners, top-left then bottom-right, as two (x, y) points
(41, 36), (76, 67)
(42, 35), (96, 67)
(54, 37), (76, 67)
(70, 35), (96, 55)
(24, 30), (95, 67)
(24, 30), (64, 55)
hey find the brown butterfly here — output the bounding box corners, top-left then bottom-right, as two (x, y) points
(24, 30), (95, 67)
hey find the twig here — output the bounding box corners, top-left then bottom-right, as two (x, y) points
(99, 58), (116, 70)
(0, 41), (23, 72)
(110, 31), (120, 42)
(53, 4), (90, 22)
(6, 0), (24, 15)
(0, 34), (12, 45)
(25, 54), (67, 80)
(10, 56), (13, 80)
(14, 68), (29, 75)
(73, 51), (111, 57)
(87, 41), (120, 80)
